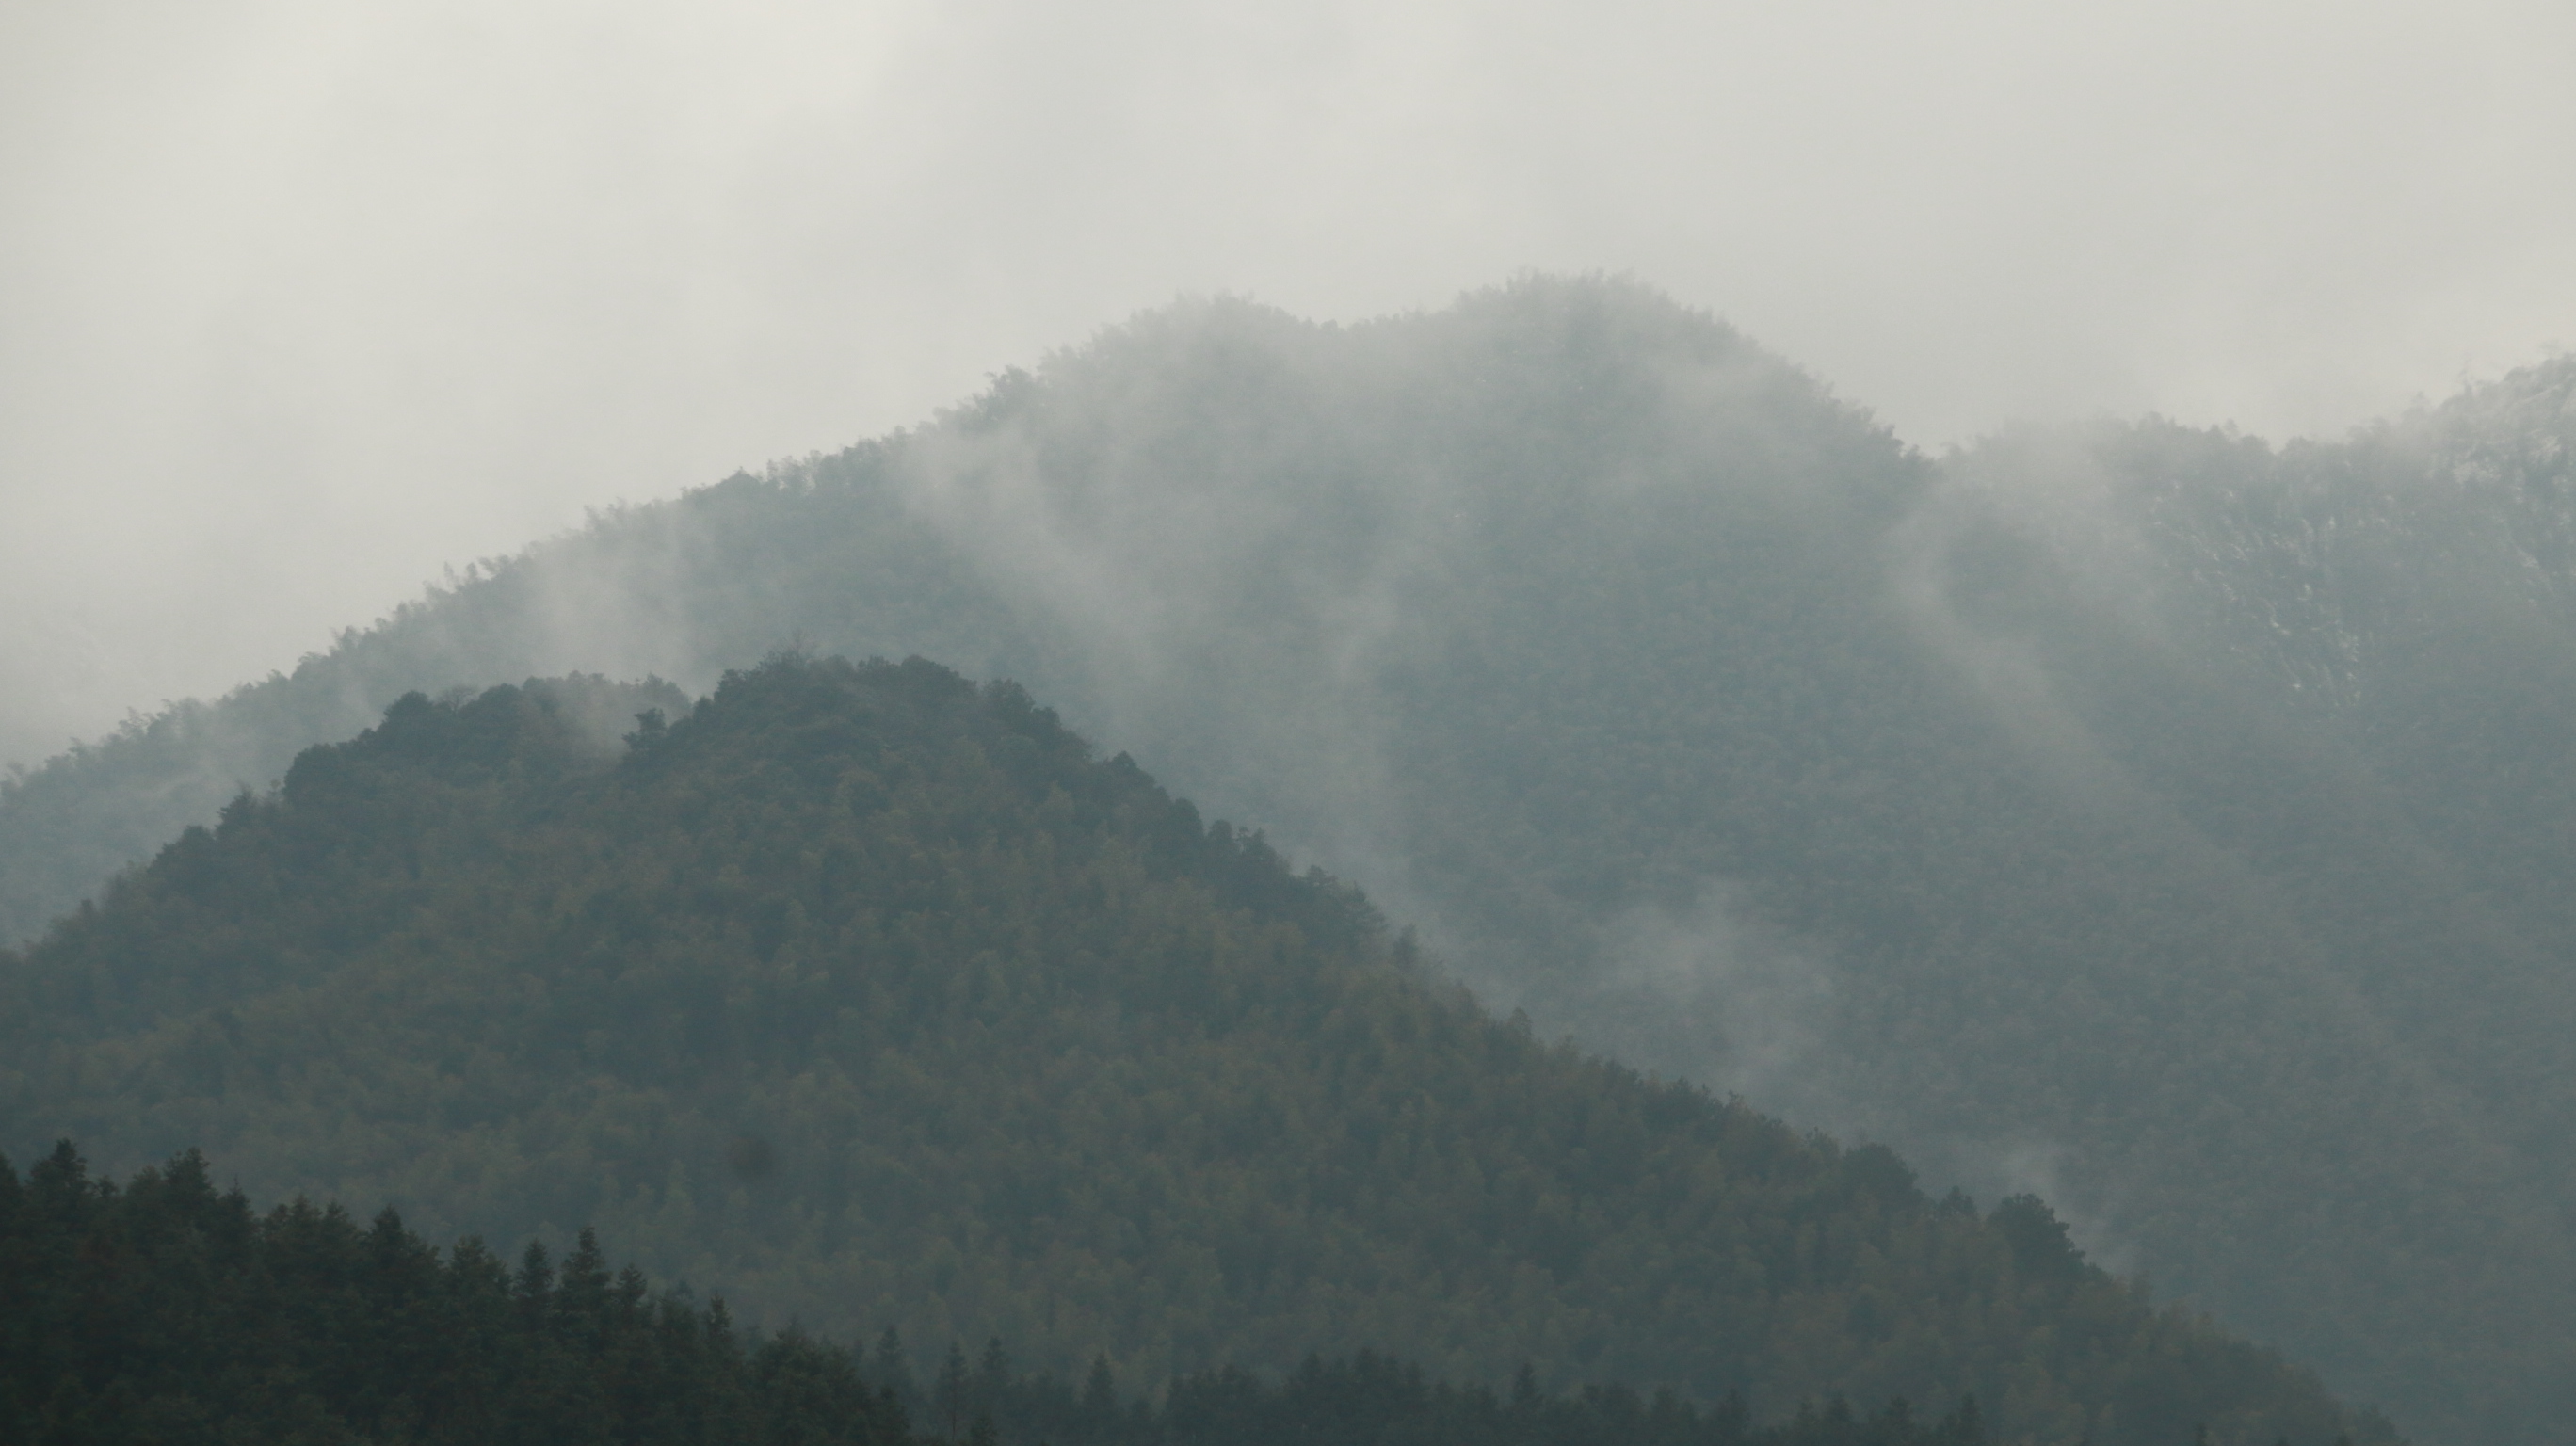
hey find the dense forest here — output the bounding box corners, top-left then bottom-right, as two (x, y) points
(4, 278), (2570, 1438)
(4, 1145), (2009, 1446)
(0, 658), (2383, 1446)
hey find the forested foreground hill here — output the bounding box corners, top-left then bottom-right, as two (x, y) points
(7, 1147), (1995, 1446)
(0, 658), (2384, 1446)
(6, 277), (2574, 1439)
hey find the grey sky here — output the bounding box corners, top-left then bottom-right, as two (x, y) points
(4, 0), (2571, 769)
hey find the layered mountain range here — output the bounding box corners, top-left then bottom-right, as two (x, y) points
(7, 277), (2572, 1440)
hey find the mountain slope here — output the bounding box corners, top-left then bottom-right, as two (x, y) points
(0, 656), (2384, 1446)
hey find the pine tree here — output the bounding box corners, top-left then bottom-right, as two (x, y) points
(935, 1341), (972, 1441)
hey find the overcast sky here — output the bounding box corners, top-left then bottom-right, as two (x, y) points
(4, 0), (2572, 768)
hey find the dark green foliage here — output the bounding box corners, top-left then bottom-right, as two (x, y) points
(0, 1143), (903, 1446)
(0, 1143), (2253, 1446)
(1, 658), (2381, 1446)
(988, 1345), (1986, 1446)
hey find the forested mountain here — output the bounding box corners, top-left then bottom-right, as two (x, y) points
(0, 658), (2383, 1446)
(4, 277), (2571, 1438)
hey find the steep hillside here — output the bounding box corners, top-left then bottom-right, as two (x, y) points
(0, 657), (2383, 1446)
(4, 280), (2570, 1438)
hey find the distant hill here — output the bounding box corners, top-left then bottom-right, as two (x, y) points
(0, 656), (2386, 1446)
(4, 277), (2571, 1439)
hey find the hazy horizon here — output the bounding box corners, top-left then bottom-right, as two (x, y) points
(7, 0), (2573, 769)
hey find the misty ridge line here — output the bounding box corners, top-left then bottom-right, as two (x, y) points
(5, 281), (2557, 787)
(6, 275), (2576, 1441)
